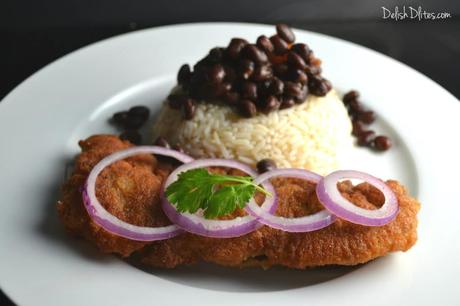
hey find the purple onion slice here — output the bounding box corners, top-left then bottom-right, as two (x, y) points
(245, 168), (336, 232)
(316, 170), (399, 226)
(82, 146), (194, 241)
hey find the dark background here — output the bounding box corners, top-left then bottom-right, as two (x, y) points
(0, 0), (458, 304)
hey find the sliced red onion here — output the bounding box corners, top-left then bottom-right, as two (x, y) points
(160, 159), (277, 238)
(82, 146), (194, 241)
(244, 168), (336, 232)
(316, 170), (399, 226)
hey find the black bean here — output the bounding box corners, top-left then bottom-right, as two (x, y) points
(251, 64), (273, 82)
(128, 106), (150, 121)
(273, 63), (289, 78)
(352, 120), (365, 136)
(223, 91), (240, 105)
(167, 94), (185, 109)
(241, 82), (258, 100)
(221, 82), (233, 92)
(276, 23), (295, 43)
(296, 85), (308, 102)
(257, 80), (272, 99)
(284, 81), (302, 97)
(189, 68), (207, 92)
(221, 82), (233, 96)
(177, 64), (192, 86)
(256, 158), (277, 173)
(199, 51), (223, 66)
(285, 84), (308, 104)
(207, 64), (226, 83)
(120, 130), (142, 145)
(256, 35), (274, 54)
(270, 35), (289, 55)
(242, 44), (268, 64)
(224, 66), (237, 82)
(357, 130), (375, 146)
(154, 136), (171, 149)
(182, 98), (196, 120)
(189, 80), (207, 99)
(198, 48), (224, 66)
(240, 99), (257, 117)
(305, 65), (322, 75)
(308, 76), (331, 96)
(344, 89), (389, 152)
(238, 59), (255, 80)
(357, 111), (376, 124)
(373, 136), (391, 151)
(208, 47), (224, 62)
(280, 96), (295, 109)
(188, 82), (205, 100)
(347, 100), (364, 114)
(193, 57), (209, 70)
(124, 115), (145, 129)
(209, 82), (231, 98)
(112, 111), (129, 126)
(289, 68), (308, 84)
(188, 76), (204, 98)
(198, 85), (212, 100)
(226, 38), (248, 60)
(290, 43), (311, 62)
(263, 95), (280, 113)
(193, 64), (206, 76)
(268, 77), (284, 95)
(343, 90), (359, 105)
(287, 51), (307, 70)
(204, 85), (217, 99)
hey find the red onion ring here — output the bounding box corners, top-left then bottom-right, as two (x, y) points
(244, 168), (336, 232)
(82, 146), (194, 241)
(316, 170), (399, 226)
(160, 159), (277, 238)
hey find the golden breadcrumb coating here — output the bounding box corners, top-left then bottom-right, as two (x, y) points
(57, 135), (420, 268)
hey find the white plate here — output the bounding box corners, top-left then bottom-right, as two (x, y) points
(1, 23), (459, 306)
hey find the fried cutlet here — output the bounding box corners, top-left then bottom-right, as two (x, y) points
(57, 135), (420, 268)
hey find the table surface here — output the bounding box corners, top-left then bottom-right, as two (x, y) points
(1, 17), (459, 305)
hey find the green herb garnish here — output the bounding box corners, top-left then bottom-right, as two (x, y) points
(165, 168), (271, 219)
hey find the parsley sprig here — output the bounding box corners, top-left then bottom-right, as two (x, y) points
(165, 168), (271, 219)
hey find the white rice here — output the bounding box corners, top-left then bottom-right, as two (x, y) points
(152, 89), (352, 175)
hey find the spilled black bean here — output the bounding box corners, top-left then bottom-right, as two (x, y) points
(120, 129), (142, 145)
(256, 158), (277, 173)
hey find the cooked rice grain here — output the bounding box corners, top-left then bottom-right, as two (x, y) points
(152, 89), (352, 175)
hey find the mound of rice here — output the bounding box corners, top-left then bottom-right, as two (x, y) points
(152, 89), (352, 175)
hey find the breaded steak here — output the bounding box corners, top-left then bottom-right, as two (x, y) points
(57, 135), (420, 268)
